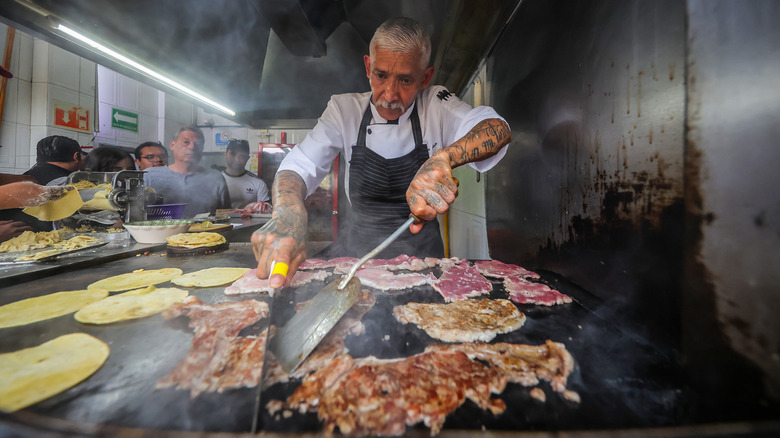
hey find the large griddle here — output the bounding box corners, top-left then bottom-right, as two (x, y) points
(0, 243), (269, 433)
(0, 247), (734, 435)
(257, 264), (686, 434)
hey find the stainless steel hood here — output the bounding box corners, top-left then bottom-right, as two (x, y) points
(0, 0), (520, 128)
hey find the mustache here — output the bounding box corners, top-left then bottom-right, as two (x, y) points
(376, 100), (404, 111)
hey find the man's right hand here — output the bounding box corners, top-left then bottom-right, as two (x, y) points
(0, 220), (33, 243)
(251, 170), (309, 289)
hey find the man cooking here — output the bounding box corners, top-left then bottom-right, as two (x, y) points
(144, 126), (230, 218)
(251, 17), (511, 287)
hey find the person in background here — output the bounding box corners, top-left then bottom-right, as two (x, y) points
(143, 125), (230, 218)
(46, 146), (135, 186)
(222, 139), (270, 209)
(252, 17), (511, 288)
(82, 146), (136, 172)
(23, 135), (84, 185)
(134, 141), (169, 170)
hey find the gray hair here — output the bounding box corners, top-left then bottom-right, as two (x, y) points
(370, 17), (431, 70)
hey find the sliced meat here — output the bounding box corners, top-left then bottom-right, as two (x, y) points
(424, 257), (463, 270)
(285, 351), (506, 436)
(362, 255), (429, 271)
(424, 340), (578, 401)
(393, 298), (525, 342)
(224, 269), (273, 295)
(289, 269), (330, 287)
(429, 260), (493, 301)
(354, 268), (433, 291)
(503, 276), (572, 306)
(157, 297), (269, 397)
(475, 259), (540, 280)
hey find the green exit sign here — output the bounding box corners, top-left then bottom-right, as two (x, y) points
(111, 108), (138, 132)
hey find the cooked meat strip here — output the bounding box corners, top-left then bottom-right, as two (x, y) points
(393, 298), (525, 342)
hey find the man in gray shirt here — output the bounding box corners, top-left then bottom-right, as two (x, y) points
(144, 126), (229, 218)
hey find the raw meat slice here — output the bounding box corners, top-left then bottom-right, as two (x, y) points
(299, 257), (358, 272)
(289, 269), (330, 287)
(393, 298), (525, 342)
(354, 268), (432, 291)
(475, 259), (540, 279)
(224, 269), (273, 295)
(503, 276), (572, 306)
(423, 257), (462, 269)
(429, 261), (493, 301)
(361, 255), (429, 271)
(225, 269), (330, 295)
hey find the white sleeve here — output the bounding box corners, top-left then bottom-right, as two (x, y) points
(256, 179), (270, 202)
(277, 97), (346, 197)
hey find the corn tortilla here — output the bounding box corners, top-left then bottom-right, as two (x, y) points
(0, 333), (109, 412)
(22, 187), (84, 221)
(87, 268), (183, 292)
(0, 289), (109, 329)
(171, 267), (250, 288)
(75, 287), (188, 324)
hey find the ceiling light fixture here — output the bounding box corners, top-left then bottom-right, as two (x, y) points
(56, 24), (236, 117)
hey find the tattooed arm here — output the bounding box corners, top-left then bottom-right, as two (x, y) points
(406, 118), (511, 233)
(251, 170), (309, 288)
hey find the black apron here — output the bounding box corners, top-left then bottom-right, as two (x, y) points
(346, 102), (444, 259)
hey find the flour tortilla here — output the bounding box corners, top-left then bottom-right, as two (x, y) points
(74, 286), (189, 324)
(0, 333), (109, 412)
(0, 289), (109, 329)
(171, 267), (250, 288)
(166, 232), (225, 248)
(87, 268), (183, 292)
(22, 187), (84, 221)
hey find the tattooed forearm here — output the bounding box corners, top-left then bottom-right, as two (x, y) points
(441, 118), (511, 168)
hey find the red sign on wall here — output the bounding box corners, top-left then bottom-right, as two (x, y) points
(53, 100), (90, 133)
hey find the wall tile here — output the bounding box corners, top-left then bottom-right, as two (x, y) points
(117, 74), (139, 110)
(0, 122), (17, 167)
(16, 79), (32, 125)
(17, 33), (33, 82)
(30, 82), (48, 125)
(138, 113), (158, 143)
(48, 45), (80, 91)
(139, 83), (159, 116)
(97, 66), (115, 105)
(32, 38), (49, 83)
(79, 58), (96, 96)
(2, 78), (17, 123)
(97, 103), (116, 140)
(15, 123), (30, 159)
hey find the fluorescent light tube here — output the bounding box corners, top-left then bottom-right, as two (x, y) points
(57, 24), (236, 117)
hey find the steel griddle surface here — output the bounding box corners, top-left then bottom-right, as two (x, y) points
(0, 243), (268, 433)
(258, 265), (685, 434)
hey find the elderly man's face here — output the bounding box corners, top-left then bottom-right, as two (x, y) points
(364, 47), (434, 121)
(170, 130), (203, 166)
(136, 146), (168, 170)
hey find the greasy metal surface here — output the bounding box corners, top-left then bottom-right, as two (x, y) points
(259, 267), (686, 434)
(482, 0), (687, 382)
(684, 0), (780, 401)
(0, 243), (268, 433)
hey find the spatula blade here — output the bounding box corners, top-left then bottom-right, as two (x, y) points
(268, 276), (361, 374)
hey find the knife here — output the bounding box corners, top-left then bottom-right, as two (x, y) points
(268, 214), (421, 374)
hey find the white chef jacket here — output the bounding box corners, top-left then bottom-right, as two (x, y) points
(278, 85), (509, 200)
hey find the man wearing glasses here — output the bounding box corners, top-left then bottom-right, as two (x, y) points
(134, 141), (169, 170)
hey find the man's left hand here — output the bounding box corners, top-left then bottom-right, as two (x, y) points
(406, 151), (458, 234)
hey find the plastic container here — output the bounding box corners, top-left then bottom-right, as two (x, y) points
(123, 219), (193, 244)
(146, 204), (186, 220)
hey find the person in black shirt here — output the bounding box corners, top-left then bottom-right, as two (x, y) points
(23, 135), (84, 185)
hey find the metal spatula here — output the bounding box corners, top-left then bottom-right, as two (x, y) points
(268, 215), (418, 373)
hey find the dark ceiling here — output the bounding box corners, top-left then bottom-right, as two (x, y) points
(0, 0), (519, 128)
